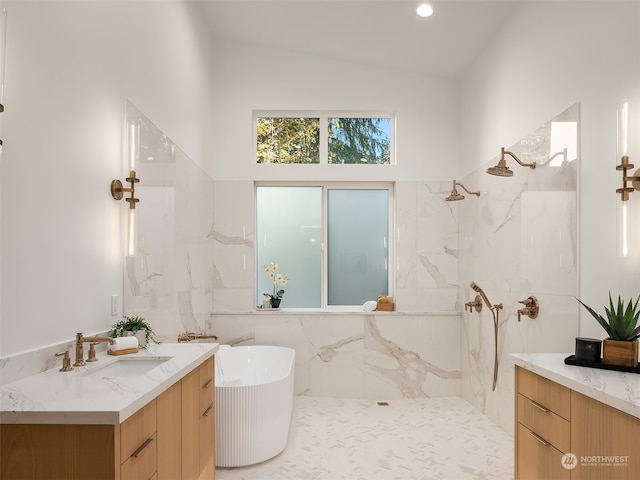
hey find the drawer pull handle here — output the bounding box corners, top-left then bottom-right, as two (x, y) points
(203, 404), (214, 417)
(132, 437), (155, 458)
(528, 399), (550, 413)
(202, 379), (213, 389)
(529, 430), (550, 446)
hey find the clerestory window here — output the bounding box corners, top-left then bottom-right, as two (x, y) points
(255, 112), (394, 165)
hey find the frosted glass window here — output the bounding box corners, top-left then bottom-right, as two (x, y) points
(256, 187), (322, 307)
(327, 189), (389, 305)
(256, 186), (391, 308)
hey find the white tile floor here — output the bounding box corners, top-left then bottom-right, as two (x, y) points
(216, 396), (514, 480)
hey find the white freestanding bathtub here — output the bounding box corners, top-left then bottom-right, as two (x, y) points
(215, 345), (296, 467)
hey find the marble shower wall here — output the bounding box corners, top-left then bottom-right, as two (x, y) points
(458, 103), (580, 433)
(209, 180), (464, 399)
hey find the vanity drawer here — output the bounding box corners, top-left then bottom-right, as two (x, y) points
(517, 393), (570, 452)
(199, 356), (215, 412)
(121, 433), (157, 480)
(121, 399), (157, 462)
(517, 367), (570, 420)
(516, 423), (569, 480)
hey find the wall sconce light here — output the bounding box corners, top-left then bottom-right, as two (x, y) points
(487, 147), (536, 177)
(616, 99), (640, 257)
(111, 171), (140, 256)
(110, 170), (140, 208)
(444, 180), (480, 201)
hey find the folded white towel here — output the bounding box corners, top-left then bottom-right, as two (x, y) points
(109, 336), (139, 351)
(363, 300), (377, 312)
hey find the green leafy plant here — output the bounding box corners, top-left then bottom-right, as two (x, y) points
(110, 315), (159, 347)
(263, 262), (290, 300)
(577, 293), (640, 341)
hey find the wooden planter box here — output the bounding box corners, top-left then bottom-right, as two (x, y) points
(603, 338), (639, 368)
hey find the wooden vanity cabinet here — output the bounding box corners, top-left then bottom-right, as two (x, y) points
(515, 366), (571, 480)
(180, 356), (215, 480)
(570, 390), (640, 479)
(515, 366), (640, 480)
(0, 355), (215, 480)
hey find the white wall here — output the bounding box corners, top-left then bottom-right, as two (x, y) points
(0, 1), (215, 356)
(461, 1), (640, 339)
(208, 39), (459, 182)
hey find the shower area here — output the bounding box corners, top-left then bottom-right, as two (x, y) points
(124, 102), (579, 435)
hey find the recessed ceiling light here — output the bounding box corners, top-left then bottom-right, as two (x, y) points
(416, 3), (434, 18)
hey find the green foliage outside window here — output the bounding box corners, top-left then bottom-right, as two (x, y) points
(256, 115), (392, 165)
(329, 118), (391, 164)
(257, 117), (320, 164)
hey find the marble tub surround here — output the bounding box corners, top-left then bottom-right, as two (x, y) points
(511, 352), (640, 419)
(1, 342), (218, 424)
(210, 313), (461, 400)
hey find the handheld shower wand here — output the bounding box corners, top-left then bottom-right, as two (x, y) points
(469, 282), (503, 391)
(470, 282), (493, 309)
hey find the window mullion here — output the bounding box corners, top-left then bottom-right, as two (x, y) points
(321, 185), (328, 308)
(319, 114), (328, 165)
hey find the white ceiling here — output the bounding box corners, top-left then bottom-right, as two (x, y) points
(198, 0), (521, 79)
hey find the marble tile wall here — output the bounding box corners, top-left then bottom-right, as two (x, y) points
(209, 178), (464, 399)
(458, 104), (579, 432)
(123, 101), (215, 343)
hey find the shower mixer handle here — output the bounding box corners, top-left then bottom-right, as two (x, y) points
(465, 295), (483, 313)
(517, 296), (539, 321)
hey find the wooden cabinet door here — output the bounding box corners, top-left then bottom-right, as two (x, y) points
(181, 369), (199, 480)
(198, 356), (215, 474)
(571, 391), (640, 480)
(157, 380), (182, 480)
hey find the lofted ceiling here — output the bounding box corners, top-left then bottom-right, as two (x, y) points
(197, 0), (521, 80)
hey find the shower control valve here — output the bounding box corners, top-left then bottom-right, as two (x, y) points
(517, 296), (539, 321)
(465, 295), (483, 313)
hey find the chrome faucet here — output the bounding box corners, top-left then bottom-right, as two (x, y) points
(74, 333), (115, 366)
(177, 332), (218, 343)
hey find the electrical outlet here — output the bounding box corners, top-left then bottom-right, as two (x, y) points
(111, 294), (119, 316)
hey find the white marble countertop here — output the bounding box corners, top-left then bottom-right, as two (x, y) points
(510, 353), (640, 419)
(0, 342), (219, 425)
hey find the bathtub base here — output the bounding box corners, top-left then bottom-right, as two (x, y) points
(215, 346), (295, 467)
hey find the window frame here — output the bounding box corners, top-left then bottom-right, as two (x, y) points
(255, 181), (395, 311)
(253, 110), (396, 165)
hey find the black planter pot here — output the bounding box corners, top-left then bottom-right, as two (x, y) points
(270, 297), (282, 308)
(575, 337), (602, 363)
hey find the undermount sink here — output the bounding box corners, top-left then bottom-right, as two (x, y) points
(85, 357), (172, 378)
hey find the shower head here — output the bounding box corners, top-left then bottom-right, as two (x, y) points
(487, 147), (536, 177)
(470, 282), (493, 309)
(445, 190), (465, 201)
(444, 180), (480, 201)
(486, 159), (513, 177)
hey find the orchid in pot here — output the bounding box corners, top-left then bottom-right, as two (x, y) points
(263, 262), (290, 308)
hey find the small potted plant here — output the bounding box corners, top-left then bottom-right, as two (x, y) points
(263, 262), (290, 308)
(577, 293), (640, 368)
(110, 315), (159, 348)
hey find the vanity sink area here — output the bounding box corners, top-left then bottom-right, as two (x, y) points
(1, 342), (217, 424)
(1, 342), (219, 480)
(83, 356), (173, 378)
